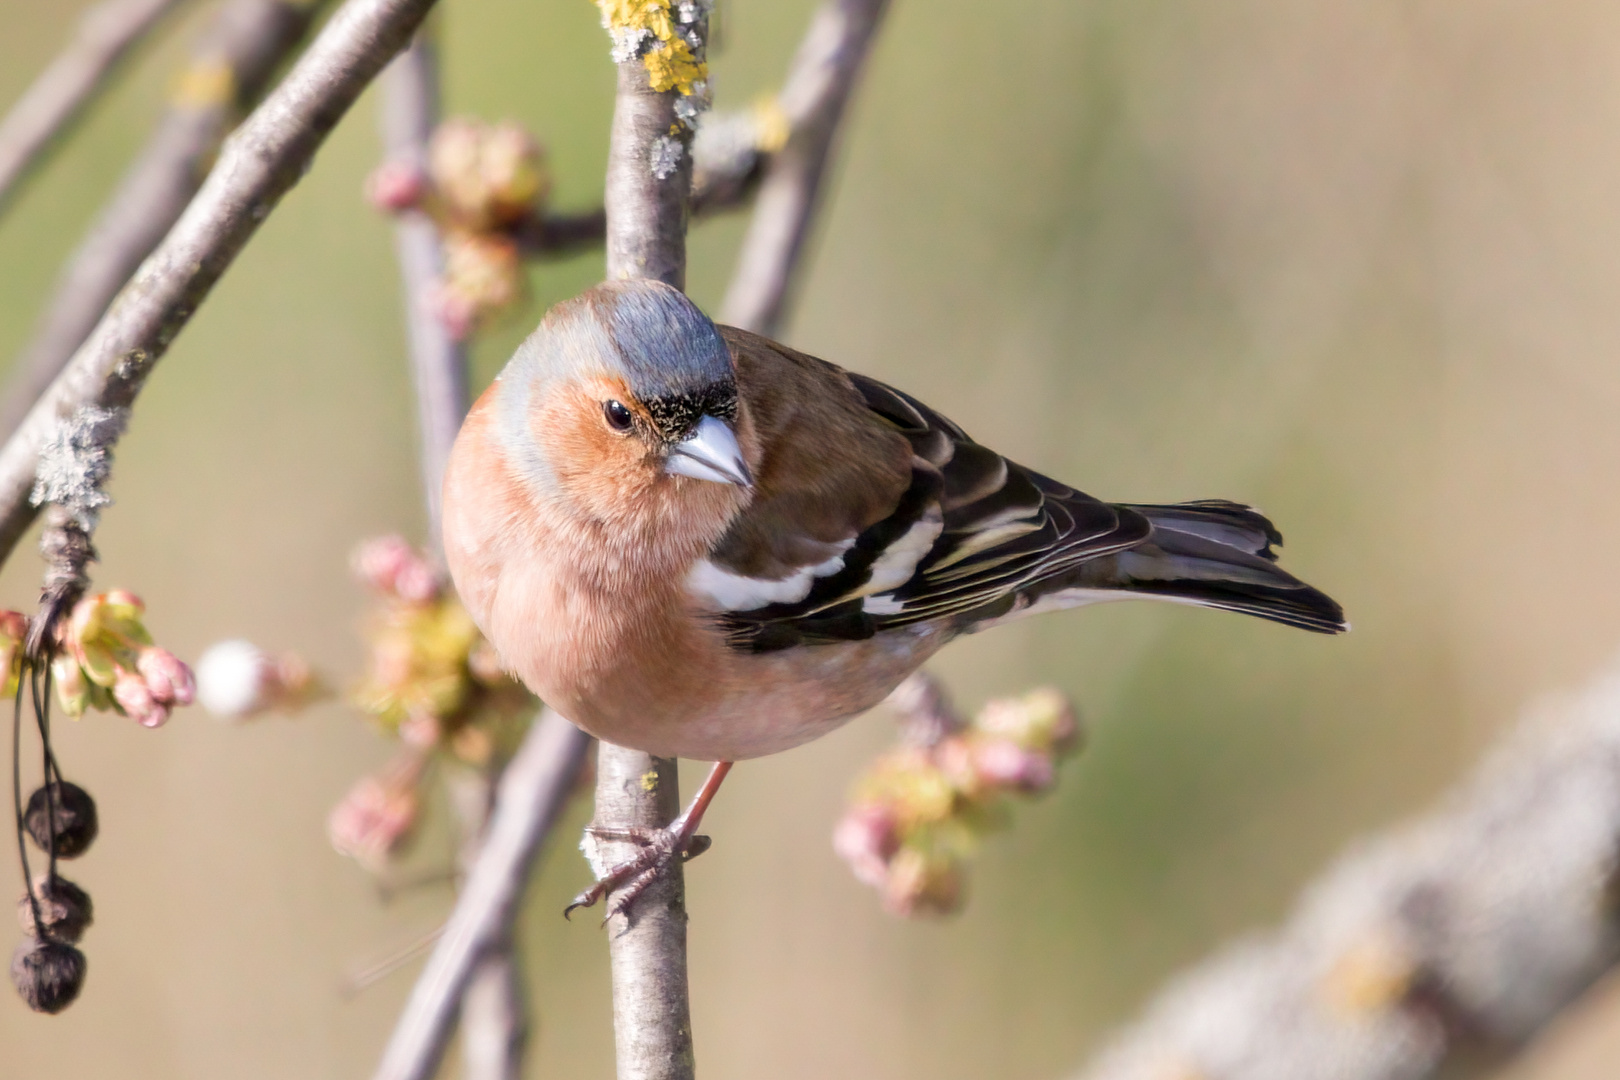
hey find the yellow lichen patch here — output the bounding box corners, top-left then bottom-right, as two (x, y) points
(640, 769), (659, 792)
(596, 0), (709, 97)
(751, 95), (791, 154)
(171, 58), (235, 109)
(1321, 928), (1417, 1017)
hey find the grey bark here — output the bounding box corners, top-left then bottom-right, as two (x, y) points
(602, 58), (693, 290)
(0, 0), (439, 570)
(1074, 660), (1620, 1080)
(378, 36), (466, 548)
(0, 0), (186, 214)
(719, 0), (890, 335)
(0, 0), (329, 444)
(370, 710), (591, 1080)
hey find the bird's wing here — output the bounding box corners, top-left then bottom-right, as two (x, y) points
(700, 328), (1151, 652)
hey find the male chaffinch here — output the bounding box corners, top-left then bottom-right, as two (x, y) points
(441, 279), (1344, 913)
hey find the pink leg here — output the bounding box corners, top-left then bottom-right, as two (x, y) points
(565, 761), (735, 921)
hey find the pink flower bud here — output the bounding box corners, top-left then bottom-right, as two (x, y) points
(393, 559), (441, 604)
(113, 669), (168, 728)
(431, 287), (478, 341)
(397, 712), (441, 751)
(366, 159), (428, 212)
(832, 803), (899, 888)
(328, 771), (421, 868)
(351, 535), (415, 593)
(971, 737), (1055, 793)
(137, 647), (195, 707)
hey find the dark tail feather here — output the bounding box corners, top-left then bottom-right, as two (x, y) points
(1113, 500), (1347, 634)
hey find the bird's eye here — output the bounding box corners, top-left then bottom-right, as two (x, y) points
(603, 400), (634, 432)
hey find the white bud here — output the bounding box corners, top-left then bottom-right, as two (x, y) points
(195, 639), (272, 720)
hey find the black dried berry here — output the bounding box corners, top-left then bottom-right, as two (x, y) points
(17, 876), (93, 944)
(10, 938), (86, 1014)
(24, 782), (98, 858)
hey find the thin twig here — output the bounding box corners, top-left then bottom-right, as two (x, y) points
(0, 0), (186, 215)
(379, 35), (466, 542)
(445, 765), (528, 1080)
(370, 709), (591, 1080)
(719, 0), (890, 336)
(0, 0), (333, 444)
(1075, 656), (1620, 1080)
(380, 31), (528, 1080)
(0, 0), (440, 571)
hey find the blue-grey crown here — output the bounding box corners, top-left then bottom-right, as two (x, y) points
(593, 279), (734, 401)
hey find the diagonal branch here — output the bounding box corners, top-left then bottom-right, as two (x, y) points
(1074, 656), (1620, 1080)
(0, 0), (335, 445)
(0, 0), (186, 216)
(379, 31), (535, 1080)
(371, 709), (591, 1080)
(719, 0), (890, 336)
(0, 0), (441, 572)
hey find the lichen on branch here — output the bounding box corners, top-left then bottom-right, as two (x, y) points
(596, 0), (711, 96)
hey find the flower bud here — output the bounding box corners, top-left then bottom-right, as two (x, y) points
(114, 668), (168, 728)
(833, 803), (899, 888)
(366, 159), (428, 212)
(138, 647), (195, 707)
(51, 652), (90, 719)
(351, 535), (415, 593)
(975, 686), (1080, 755)
(11, 938), (86, 1013)
(195, 639), (272, 719)
(17, 876), (93, 944)
(24, 782), (98, 858)
(482, 122), (549, 224)
(881, 847), (964, 917)
(328, 769), (422, 869)
(970, 736), (1056, 793)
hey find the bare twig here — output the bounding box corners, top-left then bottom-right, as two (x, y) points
(0, 0), (440, 571)
(379, 36), (466, 546)
(508, 128), (766, 259)
(0, 0), (186, 215)
(445, 766), (528, 1080)
(0, 0), (332, 444)
(380, 31), (529, 1080)
(371, 709), (591, 1080)
(719, 0), (890, 335)
(1074, 657), (1620, 1080)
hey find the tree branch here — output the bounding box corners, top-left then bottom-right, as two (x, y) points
(0, 0), (333, 445)
(370, 709), (591, 1080)
(380, 32), (530, 1080)
(0, 0), (186, 216)
(379, 35), (465, 547)
(719, 0), (889, 335)
(0, 0), (439, 572)
(592, 14), (703, 1080)
(1074, 657), (1620, 1080)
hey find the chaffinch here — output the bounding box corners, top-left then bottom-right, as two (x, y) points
(441, 279), (1344, 913)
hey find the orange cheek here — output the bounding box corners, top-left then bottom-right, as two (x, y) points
(532, 384), (659, 522)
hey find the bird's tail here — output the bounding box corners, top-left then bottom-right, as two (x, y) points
(1102, 500), (1347, 634)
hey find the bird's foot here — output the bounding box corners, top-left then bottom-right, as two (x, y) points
(565, 824), (713, 923)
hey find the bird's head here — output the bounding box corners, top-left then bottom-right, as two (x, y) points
(486, 279), (754, 534)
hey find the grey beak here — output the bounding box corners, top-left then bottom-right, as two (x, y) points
(666, 415), (753, 488)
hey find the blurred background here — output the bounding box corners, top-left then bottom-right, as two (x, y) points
(4, 0), (1620, 1076)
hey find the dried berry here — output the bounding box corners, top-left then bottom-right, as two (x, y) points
(24, 781), (98, 858)
(16, 876), (93, 944)
(10, 938), (86, 1013)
